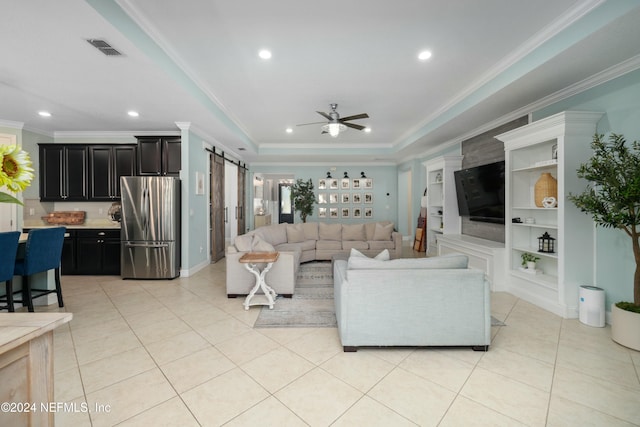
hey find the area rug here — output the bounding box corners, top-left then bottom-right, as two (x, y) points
(253, 261), (506, 328)
(254, 262), (336, 328)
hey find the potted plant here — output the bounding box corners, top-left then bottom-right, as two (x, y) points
(521, 252), (540, 270)
(290, 178), (316, 223)
(568, 133), (640, 350)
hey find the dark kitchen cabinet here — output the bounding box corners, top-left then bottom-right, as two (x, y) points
(61, 230), (77, 275)
(39, 145), (89, 201)
(75, 229), (121, 275)
(137, 136), (181, 176)
(89, 145), (137, 200)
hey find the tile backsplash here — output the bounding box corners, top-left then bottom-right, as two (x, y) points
(23, 198), (121, 227)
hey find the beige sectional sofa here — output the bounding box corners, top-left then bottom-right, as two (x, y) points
(226, 221), (401, 298)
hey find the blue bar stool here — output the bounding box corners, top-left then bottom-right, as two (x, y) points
(12, 227), (66, 312)
(0, 231), (21, 312)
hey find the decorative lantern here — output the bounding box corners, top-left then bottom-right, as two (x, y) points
(538, 232), (555, 253)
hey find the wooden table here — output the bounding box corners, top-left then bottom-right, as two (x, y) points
(238, 252), (279, 310)
(0, 312), (72, 427)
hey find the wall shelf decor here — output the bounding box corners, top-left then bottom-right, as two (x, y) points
(496, 110), (603, 318)
(422, 155), (463, 256)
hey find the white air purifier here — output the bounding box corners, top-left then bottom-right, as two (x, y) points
(579, 285), (605, 327)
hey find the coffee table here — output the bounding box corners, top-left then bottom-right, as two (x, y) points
(239, 252), (279, 310)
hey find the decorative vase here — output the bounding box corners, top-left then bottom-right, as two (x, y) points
(534, 172), (558, 207)
(526, 261), (536, 270)
(611, 303), (640, 351)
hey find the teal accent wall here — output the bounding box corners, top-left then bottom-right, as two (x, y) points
(534, 68), (640, 307)
(250, 165), (398, 226)
(181, 130), (210, 271)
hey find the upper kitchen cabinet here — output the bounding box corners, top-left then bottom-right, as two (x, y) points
(39, 144), (89, 201)
(136, 136), (181, 176)
(89, 145), (137, 200)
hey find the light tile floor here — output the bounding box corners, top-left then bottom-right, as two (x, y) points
(31, 249), (640, 426)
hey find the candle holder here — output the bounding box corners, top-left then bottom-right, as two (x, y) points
(538, 232), (555, 253)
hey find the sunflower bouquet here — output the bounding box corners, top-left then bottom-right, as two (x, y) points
(0, 145), (34, 205)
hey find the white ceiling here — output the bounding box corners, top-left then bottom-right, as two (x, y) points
(2, 0), (640, 164)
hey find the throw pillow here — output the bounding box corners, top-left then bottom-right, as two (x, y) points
(342, 223), (365, 241)
(349, 248), (390, 260)
(319, 222), (342, 240)
(234, 234), (253, 252)
(255, 224), (288, 246)
(286, 223), (305, 243)
(252, 236), (275, 252)
(302, 222), (319, 240)
(372, 222), (394, 240)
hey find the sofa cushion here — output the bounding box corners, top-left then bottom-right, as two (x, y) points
(342, 241), (369, 251)
(372, 222), (394, 240)
(276, 240), (316, 252)
(252, 236), (276, 252)
(319, 222), (342, 240)
(348, 254), (468, 270)
(349, 248), (390, 261)
(302, 222), (319, 240)
(342, 223), (366, 241)
(286, 223), (305, 243)
(368, 240), (396, 251)
(235, 234), (253, 252)
(255, 223), (288, 246)
(364, 222), (377, 240)
(316, 240), (342, 250)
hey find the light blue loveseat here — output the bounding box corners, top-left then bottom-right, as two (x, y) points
(333, 254), (491, 352)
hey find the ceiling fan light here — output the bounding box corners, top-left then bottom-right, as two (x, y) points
(322, 122), (346, 137)
(329, 123), (340, 137)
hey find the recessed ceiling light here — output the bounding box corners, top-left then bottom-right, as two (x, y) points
(38, 111), (51, 117)
(127, 111), (139, 117)
(258, 49), (272, 60)
(364, 127), (372, 133)
(418, 50), (432, 61)
(286, 128), (293, 133)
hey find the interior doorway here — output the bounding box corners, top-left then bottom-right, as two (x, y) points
(278, 183), (294, 224)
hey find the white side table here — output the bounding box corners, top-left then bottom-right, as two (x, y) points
(239, 252), (279, 310)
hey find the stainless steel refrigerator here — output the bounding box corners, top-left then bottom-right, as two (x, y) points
(120, 176), (181, 279)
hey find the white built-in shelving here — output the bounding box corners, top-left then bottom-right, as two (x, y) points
(496, 111), (603, 318)
(422, 156), (463, 256)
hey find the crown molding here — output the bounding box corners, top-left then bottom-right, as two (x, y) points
(52, 130), (180, 139)
(394, 0), (605, 149)
(0, 119), (25, 130)
(521, 53), (640, 113)
(406, 54), (640, 165)
(258, 141), (394, 151)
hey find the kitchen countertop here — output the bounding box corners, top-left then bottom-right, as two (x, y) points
(0, 312), (73, 354)
(23, 219), (121, 229)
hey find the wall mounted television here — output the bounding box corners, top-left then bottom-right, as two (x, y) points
(454, 160), (505, 224)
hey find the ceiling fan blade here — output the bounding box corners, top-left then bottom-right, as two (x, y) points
(321, 130), (328, 134)
(343, 122), (366, 131)
(340, 113), (369, 121)
(316, 111), (332, 120)
(296, 121), (326, 126)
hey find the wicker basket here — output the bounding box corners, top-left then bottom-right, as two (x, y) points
(42, 211), (86, 225)
(534, 173), (557, 207)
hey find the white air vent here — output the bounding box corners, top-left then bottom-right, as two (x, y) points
(86, 39), (122, 56)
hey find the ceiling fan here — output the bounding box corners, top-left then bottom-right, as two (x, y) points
(297, 103), (369, 137)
